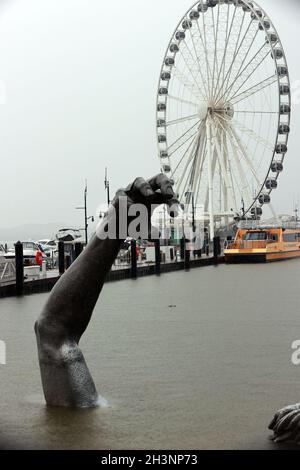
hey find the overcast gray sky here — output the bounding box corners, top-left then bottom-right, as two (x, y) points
(0, 0), (299, 231)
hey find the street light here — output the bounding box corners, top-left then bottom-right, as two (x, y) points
(104, 167), (110, 206)
(76, 180), (94, 245)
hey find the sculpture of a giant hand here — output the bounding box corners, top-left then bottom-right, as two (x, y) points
(35, 174), (179, 408)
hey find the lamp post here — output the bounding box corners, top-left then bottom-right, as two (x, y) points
(104, 167), (110, 206)
(76, 180), (94, 245)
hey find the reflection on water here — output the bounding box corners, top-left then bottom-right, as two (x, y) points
(1, 262), (300, 449)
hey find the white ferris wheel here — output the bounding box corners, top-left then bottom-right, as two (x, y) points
(156, 0), (291, 239)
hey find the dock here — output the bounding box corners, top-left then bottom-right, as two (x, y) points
(0, 255), (225, 298)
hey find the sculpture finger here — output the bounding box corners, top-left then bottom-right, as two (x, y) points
(269, 414), (281, 430)
(130, 177), (156, 199)
(269, 405), (300, 430)
(275, 410), (300, 434)
(147, 175), (180, 217)
(148, 174), (175, 201)
(273, 431), (295, 443)
(284, 412), (300, 433)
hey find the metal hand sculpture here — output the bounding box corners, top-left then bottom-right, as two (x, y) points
(35, 175), (178, 408)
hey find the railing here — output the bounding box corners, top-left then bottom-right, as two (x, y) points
(239, 221), (300, 230)
(0, 258), (16, 283)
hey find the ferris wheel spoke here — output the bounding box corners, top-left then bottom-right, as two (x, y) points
(224, 142), (242, 211)
(176, 134), (200, 196)
(166, 114), (199, 127)
(214, 119), (238, 212)
(213, 4), (239, 100)
(204, 139), (222, 213)
(190, 127), (207, 198)
(195, 141), (207, 206)
(214, 19), (258, 103)
(211, 3), (221, 100)
(211, 121), (236, 212)
(221, 4), (231, 90)
(220, 42), (269, 105)
(179, 41), (207, 100)
(168, 130), (200, 158)
(228, 162), (244, 212)
(226, 129), (253, 206)
(223, 132), (238, 211)
(187, 142), (201, 196)
(192, 123), (209, 203)
(217, 114), (252, 205)
(214, 10), (246, 99)
(204, 144), (218, 213)
(181, 164), (197, 205)
(167, 120), (201, 154)
(198, 10), (214, 99)
(230, 74), (278, 105)
(235, 110), (278, 115)
(220, 42), (270, 105)
(172, 67), (203, 102)
(218, 10), (246, 100)
(168, 94), (199, 108)
(186, 24), (210, 100)
(204, 120), (229, 211)
(229, 124), (263, 188)
(172, 133), (198, 176)
(231, 118), (274, 152)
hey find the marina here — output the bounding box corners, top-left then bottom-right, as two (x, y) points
(0, 242), (224, 298)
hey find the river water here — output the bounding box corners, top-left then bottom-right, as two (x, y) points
(0, 261), (300, 450)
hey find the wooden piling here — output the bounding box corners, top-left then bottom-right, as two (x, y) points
(58, 241), (65, 275)
(75, 242), (83, 259)
(15, 241), (24, 296)
(213, 236), (221, 264)
(131, 240), (137, 279)
(155, 240), (161, 275)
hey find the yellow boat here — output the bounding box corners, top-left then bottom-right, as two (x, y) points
(224, 222), (300, 263)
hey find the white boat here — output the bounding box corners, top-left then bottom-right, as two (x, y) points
(56, 229), (83, 243)
(37, 239), (58, 256)
(4, 241), (47, 265)
(37, 239), (58, 250)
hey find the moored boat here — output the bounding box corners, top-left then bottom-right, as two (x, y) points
(56, 229), (83, 243)
(4, 241), (47, 266)
(224, 221), (300, 263)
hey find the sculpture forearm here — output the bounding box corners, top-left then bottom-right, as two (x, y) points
(35, 218), (122, 408)
(35, 174), (178, 408)
(38, 233), (122, 340)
